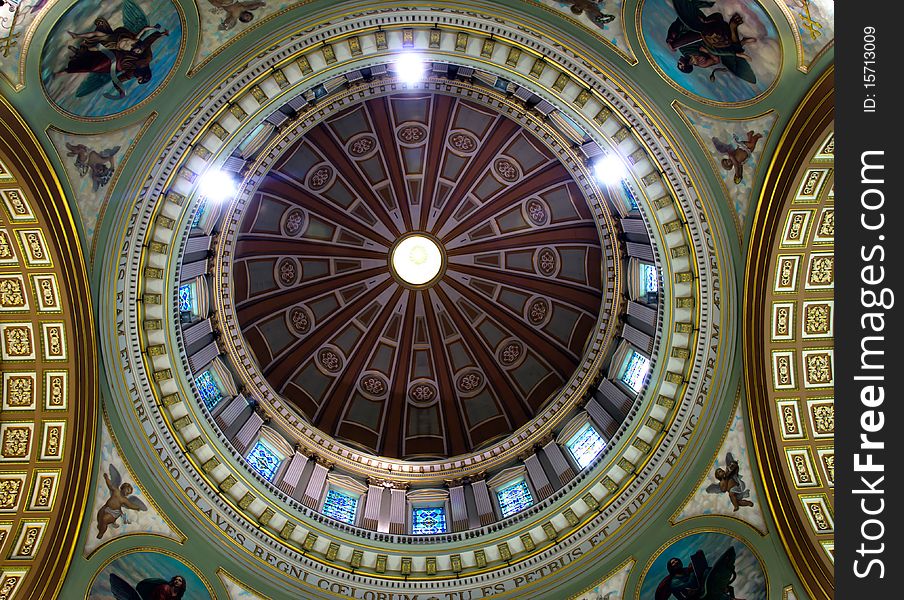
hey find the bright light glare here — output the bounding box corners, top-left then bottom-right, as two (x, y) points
(392, 235), (443, 285)
(394, 53), (427, 84)
(592, 154), (629, 186)
(198, 170), (237, 202)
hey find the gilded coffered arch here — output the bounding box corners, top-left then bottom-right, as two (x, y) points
(0, 96), (97, 600)
(744, 69), (834, 600)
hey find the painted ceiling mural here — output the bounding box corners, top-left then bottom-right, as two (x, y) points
(0, 1), (833, 599)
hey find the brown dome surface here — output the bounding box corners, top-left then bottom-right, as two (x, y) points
(230, 91), (605, 459)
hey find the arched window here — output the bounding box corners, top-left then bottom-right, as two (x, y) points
(566, 422), (606, 469)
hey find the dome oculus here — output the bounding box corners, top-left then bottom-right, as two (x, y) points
(390, 234), (444, 286)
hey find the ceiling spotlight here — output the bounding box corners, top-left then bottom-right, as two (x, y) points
(592, 153), (629, 186)
(394, 52), (427, 84)
(198, 169), (237, 203)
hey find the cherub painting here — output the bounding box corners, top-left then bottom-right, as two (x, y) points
(40, 0), (182, 118)
(66, 143), (120, 191)
(640, 0), (780, 104)
(206, 1), (266, 31)
(705, 452), (754, 511)
(711, 131), (761, 184)
(563, 1), (616, 27)
(96, 465), (148, 539)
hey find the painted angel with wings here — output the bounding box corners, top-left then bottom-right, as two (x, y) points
(706, 452), (754, 511)
(110, 573), (187, 600)
(711, 130), (761, 184)
(54, 0), (168, 100)
(96, 464), (148, 539)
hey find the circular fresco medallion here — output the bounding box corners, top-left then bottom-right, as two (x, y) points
(88, 550), (213, 600)
(638, 0), (780, 105)
(639, 531), (766, 600)
(40, 0), (184, 118)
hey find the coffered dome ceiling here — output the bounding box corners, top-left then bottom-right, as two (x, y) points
(229, 91), (608, 459)
(0, 1), (834, 599)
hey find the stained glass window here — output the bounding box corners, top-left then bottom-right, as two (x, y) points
(641, 263), (659, 295)
(620, 351), (651, 393)
(566, 423), (606, 469)
(621, 180), (639, 210)
(322, 489), (358, 525)
(178, 283), (195, 314)
(195, 370), (223, 410)
(411, 507), (448, 535)
(192, 202), (206, 228)
(496, 479), (533, 518)
(246, 439), (282, 481)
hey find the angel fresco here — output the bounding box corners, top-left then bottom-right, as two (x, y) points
(65, 142), (120, 191)
(711, 131), (761, 184)
(705, 452), (754, 511)
(51, 0), (168, 101)
(655, 547), (746, 600)
(666, 0), (757, 84)
(206, 0), (267, 31)
(562, 1), (616, 27)
(96, 464), (148, 539)
(110, 573), (186, 600)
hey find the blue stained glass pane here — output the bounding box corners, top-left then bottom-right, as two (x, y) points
(497, 480), (533, 518)
(179, 284), (195, 313)
(567, 423), (606, 469)
(192, 202), (206, 228)
(195, 370), (223, 410)
(621, 180), (638, 210)
(620, 351), (651, 393)
(641, 263), (659, 294)
(246, 440), (282, 481)
(412, 507), (448, 535)
(322, 489), (358, 525)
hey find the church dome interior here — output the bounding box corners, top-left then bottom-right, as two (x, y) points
(0, 1), (834, 599)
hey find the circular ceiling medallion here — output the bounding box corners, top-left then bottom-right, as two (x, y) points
(390, 233), (445, 287)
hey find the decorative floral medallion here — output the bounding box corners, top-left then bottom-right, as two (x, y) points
(536, 247), (559, 277)
(498, 340), (525, 368)
(317, 347), (344, 374)
(408, 381), (438, 405)
(360, 373), (389, 399)
(455, 370), (484, 396)
(397, 124), (427, 145)
(276, 258), (299, 287)
(287, 306), (312, 335)
(525, 199), (549, 226)
(282, 208), (306, 236)
(493, 158), (520, 182)
(526, 297), (551, 327)
(448, 131), (477, 154)
(348, 135), (377, 157)
(307, 165), (333, 190)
